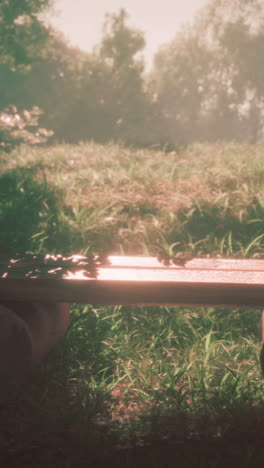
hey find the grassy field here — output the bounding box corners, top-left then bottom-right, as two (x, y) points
(0, 142), (264, 466)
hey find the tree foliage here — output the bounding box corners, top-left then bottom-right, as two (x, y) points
(0, 0), (52, 68)
(0, 0), (54, 150)
(2, 0), (264, 148)
(98, 9), (153, 143)
(41, 9), (157, 145)
(151, 28), (212, 144)
(151, 0), (264, 144)
(198, 0), (264, 141)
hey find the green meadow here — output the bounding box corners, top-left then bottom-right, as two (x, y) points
(1, 142), (264, 466)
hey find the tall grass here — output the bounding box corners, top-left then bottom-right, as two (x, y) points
(0, 141), (264, 465)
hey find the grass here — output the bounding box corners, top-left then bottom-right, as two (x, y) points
(0, 141), (264, 466)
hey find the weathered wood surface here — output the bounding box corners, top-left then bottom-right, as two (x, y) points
(1, 254), (264, 307)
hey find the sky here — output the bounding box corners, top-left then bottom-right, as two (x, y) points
(46, 0), (209, 68)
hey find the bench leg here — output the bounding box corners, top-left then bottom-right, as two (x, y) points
(0, 302), (70, 383)
(21, 302), (70, 367)
(0, 305), (33, 382)
(260, 309), (264, 375)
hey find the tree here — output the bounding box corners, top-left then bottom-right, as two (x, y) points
(98, 9), (152, 144)
(20, 28), (88, 139)
(150, 27), (212, 145)
(58, 9), (157, 145)
(49, 48), (114, 142)
(197, 0), (264, 142)
(150, 0), (264, 144)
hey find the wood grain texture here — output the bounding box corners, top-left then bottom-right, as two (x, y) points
(1, 255), (264, 307)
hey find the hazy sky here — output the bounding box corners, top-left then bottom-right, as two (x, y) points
(47, 0), (209, 67)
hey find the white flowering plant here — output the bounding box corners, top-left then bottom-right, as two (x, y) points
(0, 105), (53, 152)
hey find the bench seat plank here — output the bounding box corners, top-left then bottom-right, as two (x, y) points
(1, 255), (264, 307)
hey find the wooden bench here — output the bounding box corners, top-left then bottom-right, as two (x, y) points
(0, 254), (264, 377)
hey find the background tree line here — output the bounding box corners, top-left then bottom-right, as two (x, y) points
(1, 0), (264, 150)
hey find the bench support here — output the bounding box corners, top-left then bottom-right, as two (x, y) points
(0, 302), (70, 383)
(260, 310), (264, 375)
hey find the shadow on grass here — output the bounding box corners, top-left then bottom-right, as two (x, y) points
(0, 165), (77, 255)
(0, 165), (119, 257)
(0, 385), (264, 467)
